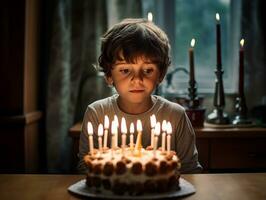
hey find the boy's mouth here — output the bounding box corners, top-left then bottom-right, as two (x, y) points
(129, 89), (145, 93)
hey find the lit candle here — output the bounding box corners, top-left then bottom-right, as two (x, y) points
(148, 12), (153, 22)
(189, 38), (196, 83)
(87, 122), (94, 155)
(98, 123), (103, 154)
(121, 117), (127, 156)
(129, 122), (134, 151)
(134, 119), (143, 155)
(161, 120), (167, 152)
(114, 115), (119, 148)
(150, 114), (156, 148)
(239, 39), (245, 96)
(103, 115), (109, 148)
(216, 13), (222, 70)
(153, 122), (161, 158)
(166, 122), (172, 153)
(111, 120), (117, 158)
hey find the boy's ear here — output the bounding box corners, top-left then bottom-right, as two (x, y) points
(105, 76), (113, 86)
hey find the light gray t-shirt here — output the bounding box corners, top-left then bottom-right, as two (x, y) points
(78, 94), (202, 173)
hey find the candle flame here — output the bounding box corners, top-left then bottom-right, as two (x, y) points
(154, 122), (161, 136)
(87, 122), (93, 135)
(166, 122), (172, 134)
(148, 12), (153, 22)
(111, 120), (117, 135)
(190, 38), (195, 48)
(98, 123), (104, 136)
(216, 13), (220, 21)
(162, 120), (167, 132)
(104, 115), (109, 129)
(240, 39), (244, 47)
(137, 119), (142, 132)
(114, 115), (119, 127)
(150, 114), (156, 128)
(121, 117), (127, 134)
(130, 122), (134, 134)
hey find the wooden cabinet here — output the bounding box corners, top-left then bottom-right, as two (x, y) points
(195, 127), (266, 172)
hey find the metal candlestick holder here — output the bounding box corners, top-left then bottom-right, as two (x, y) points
(232, 95), (252, 126)
(206, 69), (230, 125)
(185, 79), (206, 127)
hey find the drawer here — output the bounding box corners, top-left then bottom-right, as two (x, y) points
(210, 138), (266, 169)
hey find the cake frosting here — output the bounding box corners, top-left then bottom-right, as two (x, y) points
(84, 146), (181, 195)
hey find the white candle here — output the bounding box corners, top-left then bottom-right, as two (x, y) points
(103, 115), (109, 148)
(114, 115), (119, 148)
(98, 123), (104, 155)
(121, 117), (127, 156)
(87, 122), (94, 155)
(134, 119), (143, 155)
(129, 122), (134, 151)
(153, 122), (161, 158)
(166, 122), (172, 153)
(111, 120), (117, 158)
(150, 114), (156, 148)
(161, 120), (167, 152)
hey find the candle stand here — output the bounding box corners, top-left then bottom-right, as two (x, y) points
(206, 69), (230, 125)
(185, 78), (206, 127)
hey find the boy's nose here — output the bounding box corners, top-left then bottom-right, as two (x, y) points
(131, 71), (143, 82)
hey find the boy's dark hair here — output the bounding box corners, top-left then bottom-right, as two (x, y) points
(98, 18), (171, 78)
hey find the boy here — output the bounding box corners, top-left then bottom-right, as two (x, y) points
(78, 18), (202, 173)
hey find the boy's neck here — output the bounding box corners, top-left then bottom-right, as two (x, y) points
(117, 96), (155, 115)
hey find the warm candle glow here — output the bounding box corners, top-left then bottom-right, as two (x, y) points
(130, 122), (134, 134)
(148, 12), (153, 22)
(98, 123), (103, 137)
(87, 122), (94, 155)
(240, 39), (244, 47)
(190, 38), (195, 48)
(166, 122), (172, 134)
(98, 123), (103, 154)
(216, 13), (220, 21)
(150, 115), (156, 148)
(111, 120), (117, 157)
(161, 120), (167, 152)
(87, 122), (93, 135)
(103, 115), (109, 148)
(121, 117), (127, 134)
(113, 115), (119, 148)
(104, 115), (109, 129)
(137, 119), (142, 132)
(166, 122), (172, 153)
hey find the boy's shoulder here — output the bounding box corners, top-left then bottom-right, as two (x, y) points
(86, 95), (117, 114)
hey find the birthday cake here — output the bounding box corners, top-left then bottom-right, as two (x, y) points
(83, 147), (181, 195)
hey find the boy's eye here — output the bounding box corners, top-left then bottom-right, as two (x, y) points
(119, 68), (131, 75)
(143, 68), (154, 76)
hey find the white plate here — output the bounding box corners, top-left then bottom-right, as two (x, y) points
(68, 177), (196, 199)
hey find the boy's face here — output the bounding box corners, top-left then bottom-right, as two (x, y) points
(106, 56), (162, 106)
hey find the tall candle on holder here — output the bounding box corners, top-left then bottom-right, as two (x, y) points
(97, 123), (103, 154)
(161, 120), (167, 152)
(166, 122), (172, 153)
(87, 122), (94, 155)
(129, 122), (134, 151)
(239, 39), (245, 96)
(150, 115), (156, 148)
(121, 117), (127, 156)
(134, 120), (143, 155)
(216, 13), (222, 70)
(189, 38), (196, 83)
(103, 115), (109, 148)
(153, 122), (161, 158)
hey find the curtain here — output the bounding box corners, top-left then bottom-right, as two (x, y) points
(45, 0), (142, 173)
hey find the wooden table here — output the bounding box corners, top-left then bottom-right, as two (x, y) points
(0, 173), (266, 200)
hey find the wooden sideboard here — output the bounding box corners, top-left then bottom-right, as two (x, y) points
(69, 123), (266, 172)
